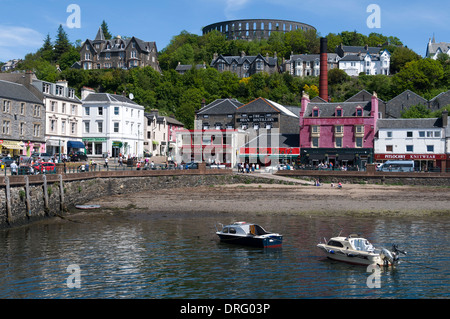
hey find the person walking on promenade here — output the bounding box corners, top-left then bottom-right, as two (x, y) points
(104, 157), (109, 169)
(10, 161), (18, 175)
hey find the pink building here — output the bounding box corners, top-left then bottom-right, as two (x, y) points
(298, 92), (379, 169)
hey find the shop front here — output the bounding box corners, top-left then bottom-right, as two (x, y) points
(300, 148), (373, 170)
(239, 147), (300, 167)
(82, 138), (105, 156)
(0, 140), (25, 157)
(374, 154), (447, 172)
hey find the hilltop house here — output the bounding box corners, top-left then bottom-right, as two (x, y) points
(210, 52), (278, 78)
(79, 27), (161, 72)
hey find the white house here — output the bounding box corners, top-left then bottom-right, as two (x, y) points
(81, 87), (144, 158)
(425, 36), (450, 59)
(374, 118), (447, 171)
(338, 49), (390, 76)
(284, 53), (340, 77)
(31, 79), (84, 156)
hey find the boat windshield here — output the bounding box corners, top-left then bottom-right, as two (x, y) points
(350, 238), (374, 252)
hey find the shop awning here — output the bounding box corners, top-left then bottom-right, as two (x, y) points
(67, 141), (85, 149)
(338, 154), (355, 161)
(0, 140), (24, 150)
(307, 154), (325, 160)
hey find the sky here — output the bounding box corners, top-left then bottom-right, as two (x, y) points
(0, 0), (449, 62)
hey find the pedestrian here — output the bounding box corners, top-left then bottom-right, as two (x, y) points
(119, 156), (123, 167)
(104, 157), (109, 169)
(10, 161), (18, 175)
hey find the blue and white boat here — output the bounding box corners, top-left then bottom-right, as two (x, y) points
(216, 221), (283, 248)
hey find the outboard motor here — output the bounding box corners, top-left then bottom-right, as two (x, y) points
(381, 244), (406, 266)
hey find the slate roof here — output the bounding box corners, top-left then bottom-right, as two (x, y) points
(211, 54), (277, 67)
(377, 118), (442, 129)
(0, 79), (43, 104)
(236, 98), (298, 118)
(83, 92), (139, 105)
(304, 101), (372, 117)
(336, 45), (381, 57)
(428, 90), (450, 110)
(197, 98), (244, 115)
(427, 41), (450, 56)
(385, 90), (428, 118)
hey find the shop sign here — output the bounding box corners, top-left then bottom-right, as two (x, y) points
(375, 154), (446, 160)
(240, 147), (300, 155)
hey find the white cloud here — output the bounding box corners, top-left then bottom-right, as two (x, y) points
(224, 0), (252, 19)
(0, 25), (43, 61)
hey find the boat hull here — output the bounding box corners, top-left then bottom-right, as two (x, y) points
(317, 244), (385, 266)
(217, 234), (282, 248)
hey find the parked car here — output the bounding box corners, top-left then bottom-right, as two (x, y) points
(31, 152), (53, 162)
(69, 151), (88, 162)
(184, 162), (199, 169)
(32, 162), (56, 174)
(0, 156), (15, 167)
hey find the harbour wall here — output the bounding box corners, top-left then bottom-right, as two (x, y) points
(2, 164), (450, 229)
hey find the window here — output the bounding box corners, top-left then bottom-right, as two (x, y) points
(20, 122), (25, 135)
(203, 114), (209, 119)
(427, 145), (434, 152)
(97, 121), (103, 133)
(355, 137), (363, 148)
(406, 131), (413, 138)
(84, 122), (90, 133)
(355, 125), (364, 134)
(34, 124), (40, 137)
(311, 125), (320, 134)
(312, 137), (319, 148)
(71, 105), (77, 115)
(312, 108), (319, 117)
(387, 131), (392, 138)
(20, 103), (25, 115)
(2, 100), (11, 113)
(114, 107), (119, 115)
(62, 103), (66, 114)
(85, 107), (90, 116)
(85, 53), (91, 60)
(50, 119), (56, 132)
(71, 123), (76, 134)
(426, 131), (433, 137)
(43, 83), (51, 94)
(336, 108), (342, 117)
(56, 86), (63, 96)
(114, 122), (119, 133)
(335, 125), (343, 134)
(34, 105), (41, 117)
(386, 145), (393, 152)
(2, 120), (10, 134)
(356, 108), (363, 116)
(98, 107), (103, 115)
(435, 131), (441, 138)
(62, 121), (66, 134)
(406, 145), (413, 152)
(51, 101), (57, 112)
(419, 131), (425, 137)
(335, 137), (343, 148)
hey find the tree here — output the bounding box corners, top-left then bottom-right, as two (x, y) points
(39, 33), (54, 62)
(54, 25), (71, 62)
(101, 20), (113, 40)
(401, 104), (432, 118)
(390, 46), (421, 74)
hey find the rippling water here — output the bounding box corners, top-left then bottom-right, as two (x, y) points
(0, 211), (448, 299)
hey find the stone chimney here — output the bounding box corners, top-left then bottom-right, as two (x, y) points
(319, 38), (328, 102)
(442, 110), (448, 127)
(81, 87), (95, 100)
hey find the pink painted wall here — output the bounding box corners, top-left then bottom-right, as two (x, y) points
(299, 93), (378, 149)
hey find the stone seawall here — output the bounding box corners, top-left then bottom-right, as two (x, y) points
(0, 169), (293, 229)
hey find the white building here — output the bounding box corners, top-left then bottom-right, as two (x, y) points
(81, 87), (144, 158)
(425, 36), (450, 59)
(338, 49), (390, 76)
(375, 118), (447, 171)
(284, 53), (340, 77)
(31, 79), (84, 156)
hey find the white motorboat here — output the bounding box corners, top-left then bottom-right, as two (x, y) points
(317, 234), (406, 266)
(216, 221), (283, 248)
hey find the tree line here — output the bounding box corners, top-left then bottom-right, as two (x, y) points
(7, 24), (450, 129)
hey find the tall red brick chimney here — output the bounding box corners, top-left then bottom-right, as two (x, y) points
(319, 37), (328, 101)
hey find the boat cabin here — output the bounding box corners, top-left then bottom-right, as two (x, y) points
(326, 235), (375, 252)
(220, 222), (269, 236)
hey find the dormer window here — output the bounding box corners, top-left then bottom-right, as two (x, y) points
(312, 107), (319, 117)
(336, 107), (343, 117)
(356, 107), (363, 117)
